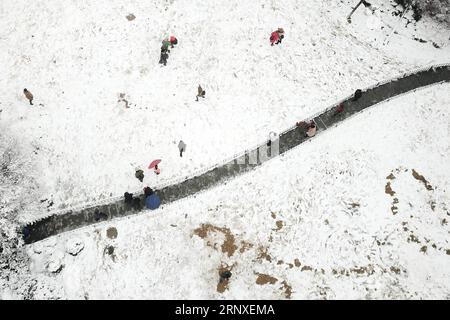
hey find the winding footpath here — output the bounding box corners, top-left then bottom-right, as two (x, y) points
(24, 64), (450, 244)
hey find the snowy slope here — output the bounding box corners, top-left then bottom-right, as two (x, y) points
(1, 0), (449, 219)
(23, 83), (450, 299)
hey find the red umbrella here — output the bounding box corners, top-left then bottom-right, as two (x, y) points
(148, 159), (161, 169)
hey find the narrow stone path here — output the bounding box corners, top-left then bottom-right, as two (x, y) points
(24, 64), (450, 244)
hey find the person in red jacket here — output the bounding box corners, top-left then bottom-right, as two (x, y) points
(270, 31), (279, 46)
(270, 28), (284, 46)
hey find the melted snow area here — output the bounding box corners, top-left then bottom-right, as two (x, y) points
(1, 0), (449, 219)
(26, 84), (450, 299)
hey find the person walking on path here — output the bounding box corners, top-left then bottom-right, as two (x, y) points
(306, 121), (317, 138)
(352, 89), (362, 102)
(196, 85), (205, 101)
(144, 186), (154, 197)
(178, 140), (186, 157)
(124, 192), (133, 204)
(333, 103), (344, 116)
(23, 88), (33, 105)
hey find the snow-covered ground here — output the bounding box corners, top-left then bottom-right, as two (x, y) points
(20, 83), (450, 299)
(1, 0), (449, 220)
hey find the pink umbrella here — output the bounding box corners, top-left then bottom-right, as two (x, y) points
(148, 159), (161, 169)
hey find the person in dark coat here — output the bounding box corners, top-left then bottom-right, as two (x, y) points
(219, 270), (232, 283)
(94, 210), (108, 221)
(22, 226), (31, 240)
(23, 88), (33, 105)
(132, 197), (142, 210)
(296, 121), (309, 136)
(352, 89), (362, 101)
(135, 169), (144, 182)
(178, 140), (186, 157)
(159, 47), (169, 66)
(144, 186), (154, 197)
(333, 103), (344, 116)
(196, 85), (205, 101)
(124, 192), (133, 204)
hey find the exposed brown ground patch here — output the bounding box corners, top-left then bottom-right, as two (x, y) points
(106, 227), (118, 239)
(429, 201), (436, 211)
(412, 169), (433, 191)
(294, 259), (301, 267)
(280, 281), (293, 299)
(350, 265), (375, 276)
(255, 273), (278, 285)
(386, 173), (396, 180)
(271, 212), (276, 219)
(391, 198), (399, 215)
(390, 266), (402, 274)
(256, 246), (272, 262)
(275, 220), (283, 231)
(239, 241), (254, 254)
(301, 265), (313, 272)
(126, 14), (136, 21)
(193, 224), (238, 257)
(385, 182), (396, 196)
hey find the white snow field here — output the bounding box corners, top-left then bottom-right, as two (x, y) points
(1, 0), (449, 220)
(23, 83), (450, 299)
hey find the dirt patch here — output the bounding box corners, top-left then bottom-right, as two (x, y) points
(239, 241), (254, 254)
(275, 220), (283, 231)
(350, 265), (374, 276)
(391, 198), (399, 215)
(390, 266), (401, 275)
(271, 212), (276, 219)
(106, 227), (118, 239)
(126, 14), (136, 21)
(193, 224), (238, 257)
(408, 234), (421, 244)
(386, 173), (396, 180)
(256, 246), (272, 263)
(430, 201), (436, 211)
(280, 281), (293, 299)
(412, 169), (433, 191)
(385, 182), (396, 196)
(301, 265), (313, 272)
(294, 259), (301, 267)
(255, 273), (278, 285)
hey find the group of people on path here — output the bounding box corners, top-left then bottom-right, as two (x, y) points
(159, 36), (178, 66)
(124, 186), (160, 210)
(130, 139), (186, 209)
